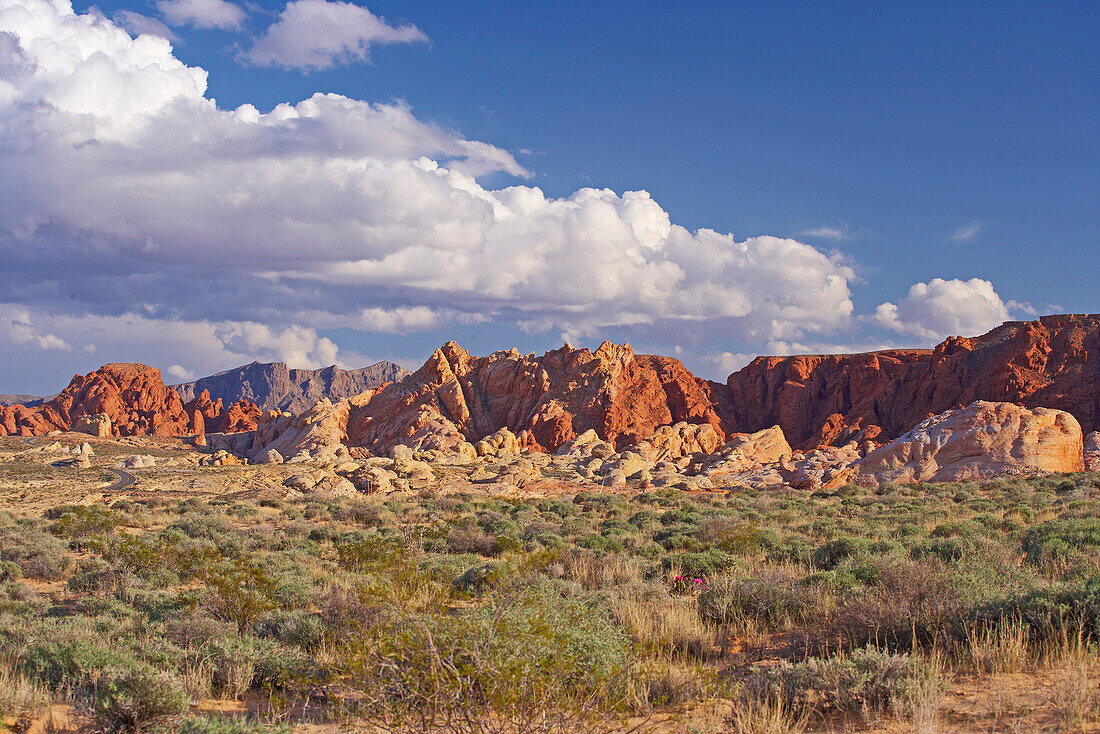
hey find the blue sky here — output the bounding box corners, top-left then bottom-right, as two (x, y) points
(0, 0), (1096, 394)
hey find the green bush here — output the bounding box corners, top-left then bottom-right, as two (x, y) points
(0, 526), (70, 579)
(698, 568), (821, 630)
(750, 646), (925, 718)
(1022, 519), (1100, 567)
(340, 589), (633, 731)
(166, 717), (290, 734)
(94, 667), (190, 732)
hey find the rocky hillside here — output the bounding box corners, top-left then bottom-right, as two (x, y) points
(726, 313), (1100, 449)
(342, 314), (1097, 457)
(0, 363), (259, 437)
(173, 361), (409, 414)
(345, 340), (732, 455)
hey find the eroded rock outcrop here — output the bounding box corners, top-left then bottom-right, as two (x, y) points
(727, 314), (1100, 449)
(0, 363), (192, 437)
(246, 398), (351, 464)
(183, 390), (262, 434)
(851, 401), (1084, 486)
(0, 364), (262, 438)
(1085, 432), (1100, 472)
(346, 340), (731, 456)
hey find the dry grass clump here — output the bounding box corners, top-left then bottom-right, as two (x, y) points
(0, 658), (53, 719)
(726, 691), (809, 734)
(612, 590), (714, 659)
(964, 617), (1031, 675)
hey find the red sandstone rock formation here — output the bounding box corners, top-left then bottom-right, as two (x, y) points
(0, 364), (260, 438)
(182, 390), (261, 434)
(726, 314), (1100, 449)
(346, 341), (731, 455)
(0, 363), (190, 437)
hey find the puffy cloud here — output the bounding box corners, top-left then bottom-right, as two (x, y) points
(0, 307), (365, 378)
(0, 0), (872, 386)
(872, 278), (1009, 341)
(1006, 299), (1039, 317)
(166, 364), (195, 380)
(113, 10), (177, 40)
(244, 0), (427, 70)
(0, 305), (73, 351)
(156, 0), (246, 29)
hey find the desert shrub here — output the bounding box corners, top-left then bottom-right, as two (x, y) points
(203, 559), (277, 633)
(256, 611), (325, 651)
(977, 575), (1100, 642)
(164, 717), (289, 734)
(577, 534), (624, 552)
(340, 589), (633, 731)
(1022, 519), (1100, 567)
(652, 525), (703, 551)
(164, 614), (238, 648)
(822, 558), (964, 651)
(813, 536), (871, 569)
(909, 536), (975, 562)
(168, 513), (233, 541)
(50, 505), (123, 546)
(18, 624), (144, 686)
(200, 635), (310, 695)
(695, 517), (772, 556)
(749, 646), (924, 718)
(0, 560), (21, 582)
(330, 502), (382, 526)
(94, 667), (190, 732)
(68, 557), (121, 594)
(0, 526), (70, 579)
(445, 527), (498, 555)
(453, 561), (512, 594)
(698, 568), (822, 631)
(662, 549), (736, 580)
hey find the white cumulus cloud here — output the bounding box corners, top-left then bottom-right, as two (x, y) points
(0, 305), (73, 351)
(872, 277), (1010, 341)
(156, 0), (245, 30)
(114, 10), (178, 40)
(166, 364), (195, 380)
(244, 0), (427, 70)
(0, 0), (862, 366)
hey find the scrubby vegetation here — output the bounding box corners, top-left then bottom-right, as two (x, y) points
(1, 473), (1098, 732)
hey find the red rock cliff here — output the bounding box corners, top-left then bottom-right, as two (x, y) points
(726, 314), (1100, 448)
(346, 341), (731, 454)
(0, 364), (260, 437)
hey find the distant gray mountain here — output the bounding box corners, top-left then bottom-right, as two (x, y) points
(172, 361), (410, 414)
(0, 394), (41, 407)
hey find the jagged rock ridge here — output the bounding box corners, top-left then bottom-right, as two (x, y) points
(340, 315), (1098, 457)
(0, 363), (260, 438)
(345, 340), (731, 456)
(173, 360), (410, 414)
(726, 314), (1100, 449)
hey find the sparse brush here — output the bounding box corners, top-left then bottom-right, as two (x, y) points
(611, 590), (714, 660)
(1048, 657), (1100, 729)
(904, 647), (947, 734)
(0, 659), (53, 719)
(180, 658), (215, 699)
(726, 690), (809, 734)
(627, 655), (714, 711)
(1035, 618), (1094, 671)
(964, 617), (1031, 675)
